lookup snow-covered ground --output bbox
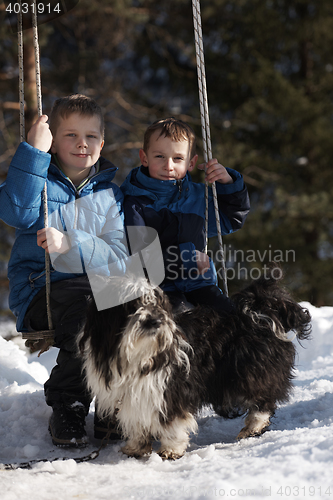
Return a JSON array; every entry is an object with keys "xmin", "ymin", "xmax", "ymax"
[{"xmin": 0, "ymin": 302, "xmax": 333, "ymax": 500}]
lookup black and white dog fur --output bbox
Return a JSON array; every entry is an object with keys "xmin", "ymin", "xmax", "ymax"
[{"xmin": 78, "ymin": 268, "xmax": 311, "ymax": 460}]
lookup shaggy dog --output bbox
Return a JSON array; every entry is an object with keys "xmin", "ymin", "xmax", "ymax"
[{"xmin": 78, "ymin": 269, "xmax": 311, "ymax": 460}]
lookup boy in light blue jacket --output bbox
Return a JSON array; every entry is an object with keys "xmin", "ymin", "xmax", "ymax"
[{"xmin": 0, "ymin": 95, "xmax": 128, "ymax": 446}]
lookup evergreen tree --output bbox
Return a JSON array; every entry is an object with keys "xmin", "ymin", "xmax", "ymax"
[
  {"xmin": 131, "ymin": 0, "xmax": 333, "ymax": 304},
  {"xmin": 0, "ymin": 0, "xmax": 332, "ymax": 305}
]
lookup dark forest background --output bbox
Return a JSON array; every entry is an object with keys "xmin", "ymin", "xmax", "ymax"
[{"xmin": 1, "ymin": 0, "xmax": 333, "ymax": 317}]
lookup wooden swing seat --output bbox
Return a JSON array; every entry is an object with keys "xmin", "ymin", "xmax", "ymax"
[{"xmin": 21, "ymin": 330, "xmax": 55, "ymax": 341}]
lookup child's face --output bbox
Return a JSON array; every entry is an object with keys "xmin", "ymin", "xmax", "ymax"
[
  {"xmin": 139, "ymin": 131, "xmax": 197, "ymax": 181},
  {"xmin": 51, "ymin": 113, "xmax": 104, "ymax": 180}
]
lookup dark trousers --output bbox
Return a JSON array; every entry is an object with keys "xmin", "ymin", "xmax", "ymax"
[
  {"xmin": 24, "ymin": 276, "xmax": 93, "ymax": 410},
  {"xmin": 167, "ymin": 284, "xmax": 235, "ymax": 315}
]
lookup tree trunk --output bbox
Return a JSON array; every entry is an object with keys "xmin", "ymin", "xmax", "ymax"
[{"xmin": 23, "ymin": 29, "xmax": 38, "ymax": 134}]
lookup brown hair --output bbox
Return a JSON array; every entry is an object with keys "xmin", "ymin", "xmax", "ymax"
[
  {"xmin": 143, "ymin": 117, "xmax": 196, "ymax": 158},
  {"xmin": 49, "ymin": 94, "xmax": 104, "ymax": 137}
]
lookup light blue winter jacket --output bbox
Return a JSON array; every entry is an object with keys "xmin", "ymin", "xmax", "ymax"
[{"xmin": 0, "ymin": 142, "xmax": 128, "ymax": 331}]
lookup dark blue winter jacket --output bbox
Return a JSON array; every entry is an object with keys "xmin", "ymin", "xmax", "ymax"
[
  {"xmin": 121, "ymin": 165, "xmax": 250, "ymax": 294},
  {"xmin": 0, "ymin": 142, "xmax": 128, "ymax": 331}
]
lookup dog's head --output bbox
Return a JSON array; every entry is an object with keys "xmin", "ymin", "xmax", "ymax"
[
  {"xmin": 80, "ymin": 277, "xmax": 190, "ymax": 384},
  {"xmin": 121, "ymin": 283, "xmax": 178, "ymax": 358},
  {"xmin": 232, "ymin": 265, "xmax": 312, "ymax": 342}
]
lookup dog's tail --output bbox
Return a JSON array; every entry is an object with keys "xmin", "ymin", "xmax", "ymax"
[{"xmin": 231, "ymin": 264, "xmax": 312, "ymax": 343}]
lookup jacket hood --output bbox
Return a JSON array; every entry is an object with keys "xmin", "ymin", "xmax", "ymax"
[
  {"xmin": 97, "ymin": 156, "xmax": 118, "ymax": 174},
  {"xmin": 121, "ymin": 166, "xmax": 191, "ymax": 201}
]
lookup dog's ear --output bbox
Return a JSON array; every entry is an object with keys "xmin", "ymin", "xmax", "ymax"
[
  {"xmin": 279, "ymin": 300, "xmax": 312, "ymax": 342},
  {"xmin": 80, "ymin": 299, "xmax": 128, "ymax": 357},
  {"xmin": 78, "ymin": 297, "xmax": 98, "ymax": 354},
  {"xmin": 80, "ymin": 300, "xmax": 131, "ymax": 388}
]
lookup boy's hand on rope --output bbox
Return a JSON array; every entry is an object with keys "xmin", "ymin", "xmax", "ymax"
[
  {"xmin": 198, "ymin": 158, "xmax": 233, "ymax": 185},
  {"xmin": 27, "ymin": 115, "xmax": 53, "ymax": 153},
  {"xmin": 37, "ymin": 227, "xmax": 70, "ymax": 254},
  {"xmin": 195, "ymin": 250, "xmax": 210, "ymax": 275}
]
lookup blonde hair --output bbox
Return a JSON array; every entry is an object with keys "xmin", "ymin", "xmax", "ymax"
[
  {"xmin": 49, "ymin": 94, "xmax": 104, "ymax": 137},
  {"xmin": 143, "ymin": 117, "xmax": 196, "ymax": 158}
]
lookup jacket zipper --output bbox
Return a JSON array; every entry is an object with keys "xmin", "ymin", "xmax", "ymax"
[{"xmin": 176, "ymin": 180, "xmax": 183, "ymax": 199}]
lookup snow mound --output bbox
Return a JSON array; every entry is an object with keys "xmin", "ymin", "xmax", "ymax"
[{"xmin": 0, "ymin": 304, "xmax": 333, "ymax": 500}]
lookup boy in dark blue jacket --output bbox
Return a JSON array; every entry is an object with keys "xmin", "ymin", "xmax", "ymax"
[
  {"xmin": 121, "ymin": 117, "xmax": 250, "ymax": 313},
  {"xmin": 0, "ymin": 95, "xmax": 128, "ymax": 446}
]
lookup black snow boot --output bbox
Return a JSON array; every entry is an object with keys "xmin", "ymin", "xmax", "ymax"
[{"xmin": 49, "ymin": 402, "xmax": 89, "ymax": 447}]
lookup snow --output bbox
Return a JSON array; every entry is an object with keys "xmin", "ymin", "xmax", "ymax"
[{"xmin": 1, "ymin": 302, "xmax": 333, "ymax": 500}]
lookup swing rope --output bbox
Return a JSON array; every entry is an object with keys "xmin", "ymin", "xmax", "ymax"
[
  {"xmin": 18, "ymin": 1, "xmax": 54, "ymax": 340},
  {"xmin": 192, "ymin": 0, "xmax": 228, "ymax": 297},
  {"xmin": 17, "ymin": 3, "xmax": 25, "ymax": 143},
  {"xmin": 32, "ymin": 1, "xmax": 54, "ymax": 333}
]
